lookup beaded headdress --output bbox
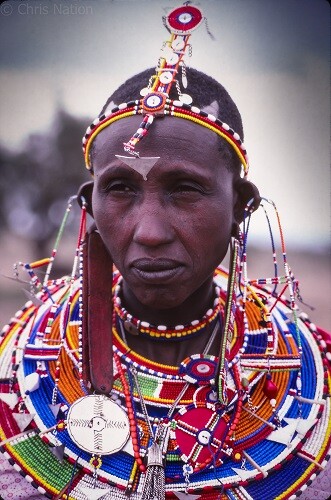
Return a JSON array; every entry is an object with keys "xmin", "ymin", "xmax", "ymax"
[{"xmin": 82, "ymin": 3, "xmax": 249, "ymax": 178}]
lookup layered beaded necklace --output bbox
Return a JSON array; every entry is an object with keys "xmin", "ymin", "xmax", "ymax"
[
  {"xmin": 113, "ymin": 276, "xmax": 221, "ymax": 341},
  {"xmin": 0, "ymin": 243, "xmax": 330, "ymax": 499}
]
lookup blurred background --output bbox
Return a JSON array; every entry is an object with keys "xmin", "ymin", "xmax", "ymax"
[{"xmin": 0, "ymin": 0, "xmax": 330, "ymax": 330}]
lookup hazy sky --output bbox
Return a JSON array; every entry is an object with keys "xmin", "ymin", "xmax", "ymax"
[{"xmin": 0, "ymin": 0, "xmax": 330, "ymax": 248}]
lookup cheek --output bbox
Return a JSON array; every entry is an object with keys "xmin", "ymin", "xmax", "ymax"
[
  {"xmin": 174, "ymin": 201, "xmax": 234, "ymax": 262},
  {"xmin": 92, "ymin": 194, "xmax": 126, "ymax": 254}
]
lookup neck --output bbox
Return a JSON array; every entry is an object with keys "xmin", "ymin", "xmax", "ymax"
[{"xmin": 121, "ymin": 275, "xmax": 216, "ymax": 327}]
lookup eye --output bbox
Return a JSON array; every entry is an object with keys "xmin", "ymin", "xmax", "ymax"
[
  {"xmin": 174, "ymin": 184, "xmax": 202, "ymax": 193},
  {"xmin": 170, "ymin": 182, "xmax": 205, "ymax": 198},
  {"xmin": 104, "ymin": 180, "xmax": 136, "ymax": 195}
]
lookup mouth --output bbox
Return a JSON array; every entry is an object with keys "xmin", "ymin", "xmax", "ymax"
[{"xmin": 130, "ymin": 258, "xmax": 185, "ymax": 283}]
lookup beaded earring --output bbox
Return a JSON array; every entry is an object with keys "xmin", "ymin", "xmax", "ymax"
[
  {"xmin": 216, "ymin": 234, "xmax": 242, "ymax": 405},
  {"xmin": 81, "ymin": 227, "xmax": 114, "ymax": 395},
  {"xmin": 239, "ymin": 197, "xmax": 302, "ymax": 419}
]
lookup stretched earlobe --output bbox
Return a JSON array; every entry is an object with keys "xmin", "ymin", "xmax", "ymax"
[
  {"xmin": 234, "ymin": 178, "xmax": 261, "ymax": 224},
  {"xmin": 77, "ymin": 181, "xmax": 94, "ymax": 217}
]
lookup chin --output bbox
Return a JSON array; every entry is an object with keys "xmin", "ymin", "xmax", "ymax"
[{"xmin": 136, "ymin": 288, "xmax": 187, "ymax": 311}]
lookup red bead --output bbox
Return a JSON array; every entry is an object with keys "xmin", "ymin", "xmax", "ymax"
[{"xmin": 263, "ymin": 374, "xmax": 278, "ymax": 399}]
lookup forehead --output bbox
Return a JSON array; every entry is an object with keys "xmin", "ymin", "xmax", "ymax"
[{"xmin": 92, "ymin": 115, "xmax": 225, "ymax": 173}]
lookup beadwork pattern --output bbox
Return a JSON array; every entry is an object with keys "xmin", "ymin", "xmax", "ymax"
[
  {"xmin": 0, "ymin": 267, "xmax": 330, "ymax": 499},
  {"xmin": 114, "ymin": 276, "xmax": 220, "ymax": 341},
  {"xmin": 82, "ymin": 2, "xmax": 250, "ymax": 178}
]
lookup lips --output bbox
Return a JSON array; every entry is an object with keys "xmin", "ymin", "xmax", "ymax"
[{"xmin": 130, "ymin": 258, "xmax": 184, "ymax": 283}]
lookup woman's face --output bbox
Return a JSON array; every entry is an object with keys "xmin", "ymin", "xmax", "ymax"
[{"xmin": 92, "ymin": 115, "xmax": 240, "ymax": 310}]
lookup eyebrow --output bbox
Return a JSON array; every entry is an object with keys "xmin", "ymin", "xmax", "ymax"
[
  {"xmin": 96, "ymin": 163, "xmax": 140, "ymax": 180},
  {"xmin": 96, "ymin": 160, "xmax": 213, "ymax": 185}
]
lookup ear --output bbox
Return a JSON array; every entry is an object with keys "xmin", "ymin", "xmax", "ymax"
[
  {"xmin": 77, "ymin": 181, "xmax": 94, "ymax": 217},
  {"xmin": 233, "ymin": 178, "xmax": 260, "ymax": 224}
]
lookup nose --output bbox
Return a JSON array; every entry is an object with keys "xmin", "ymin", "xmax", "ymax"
[{"xmin": 133, "ymin": 205, "xmax": 175, "ymax": 248}]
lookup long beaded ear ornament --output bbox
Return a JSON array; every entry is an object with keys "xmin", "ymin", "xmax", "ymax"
[{"xmin": 239, "ymin": 198, "xmax": 303, "ymax": 419}]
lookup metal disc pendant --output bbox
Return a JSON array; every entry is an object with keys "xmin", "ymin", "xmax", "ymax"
[
  {"xmin": 67, "ymin": 394, "xmax": 130, "ymax": 455},
  {"xmin": 159, "ymin": 71, "xmax": 174, "ymax": 84},
  {"xmin": 124, "ymin": 320, "xmax": 139, "ymax": 336},
  {"xmin": 179, "ymin": 93, "xmax": 193, "ymax": 105}
]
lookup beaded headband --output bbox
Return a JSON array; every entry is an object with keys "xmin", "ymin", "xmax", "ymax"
[{"xmin": 82, "ymin": 3, "xmax": 249, "ymax": 177}]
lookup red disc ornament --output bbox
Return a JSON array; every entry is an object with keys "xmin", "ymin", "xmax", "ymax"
[
  {"xmin": 166, "ymin": 5, "xmax": 204, "ymax": 35},
  {"xmin": 171, "ymin": 404, "xmax": 229, "ymax": 469}
]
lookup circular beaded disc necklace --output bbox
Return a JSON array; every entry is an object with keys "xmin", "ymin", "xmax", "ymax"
[{"xmin": 0, "ymin": 267, "xmax": 330, "ymax": 499}]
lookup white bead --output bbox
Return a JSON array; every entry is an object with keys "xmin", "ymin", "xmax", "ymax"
[
  {"xmin": 175, "ymin": 325, "xmax": 185, "ymax": 330},
  {"xmin": 140, "ymin": 87, "xmax": 149, "ymax": 97},
  {"xmin": 118, "ymin": 103, "xmax": 127, "ymax": 110},
  {"xmin": 141, "ymin": 321, "xmax": 149, "ymax": 328},
  {"xmin": 25, "ymin": 372, "xmax": 40, "ymax": 393},
  {"xmin": 178, "ymin": 93, "xmax": 193, "ymax": 105},
  {"xmin": 191, "ymin": 320, "xmax": 199, "ymax": 326},
  {"xmin": 207, "ymin": 114, "xmax": 216, "ymax": 122},
  {"xmin": 191, "ymin": 106, "xmax": 200, "ymax": 114},
  {"xmin": 222, "ymin": 123, "xmax": 230, "ymax": 130},
  {"xmin": 296, "ymin": 378, "xmax": 302, "ymax": 391},
  {"xmin": 233, "ymin": 132, "xmax": 240, "ymax": 140},
  {"xmin": 157, "ymin": 325, "xmax": 167, "ymax": 331},
  {"xmin": 173, "ymin": 100, "xmax": 182, "ymax": 107}
]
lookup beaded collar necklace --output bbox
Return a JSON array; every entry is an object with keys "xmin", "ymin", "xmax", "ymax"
[
  {"xmin": 82, "ymin": 3, "xmax": 249, "ymax": 178},
  {"xmin": 113, "ymin": 276, "xmax": 221, "ymax": 340},
  {"xmin": 1, "ymin": 252, "xmax": 330, "ymax": 499}
]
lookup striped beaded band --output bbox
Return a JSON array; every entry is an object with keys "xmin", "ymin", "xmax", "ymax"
[{"xmin": 82, "ymin": 100, "xmax": 249, "ymax": 177}]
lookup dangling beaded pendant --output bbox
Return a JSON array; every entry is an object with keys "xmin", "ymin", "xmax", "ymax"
[{"xmin": 263, "ymin": 372, "xmax": 278, "ymax": 408}]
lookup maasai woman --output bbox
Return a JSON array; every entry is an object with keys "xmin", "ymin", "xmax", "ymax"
[{"xmin": 0, "ymin": 4, "xmax": 330, "ymax": 499}]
